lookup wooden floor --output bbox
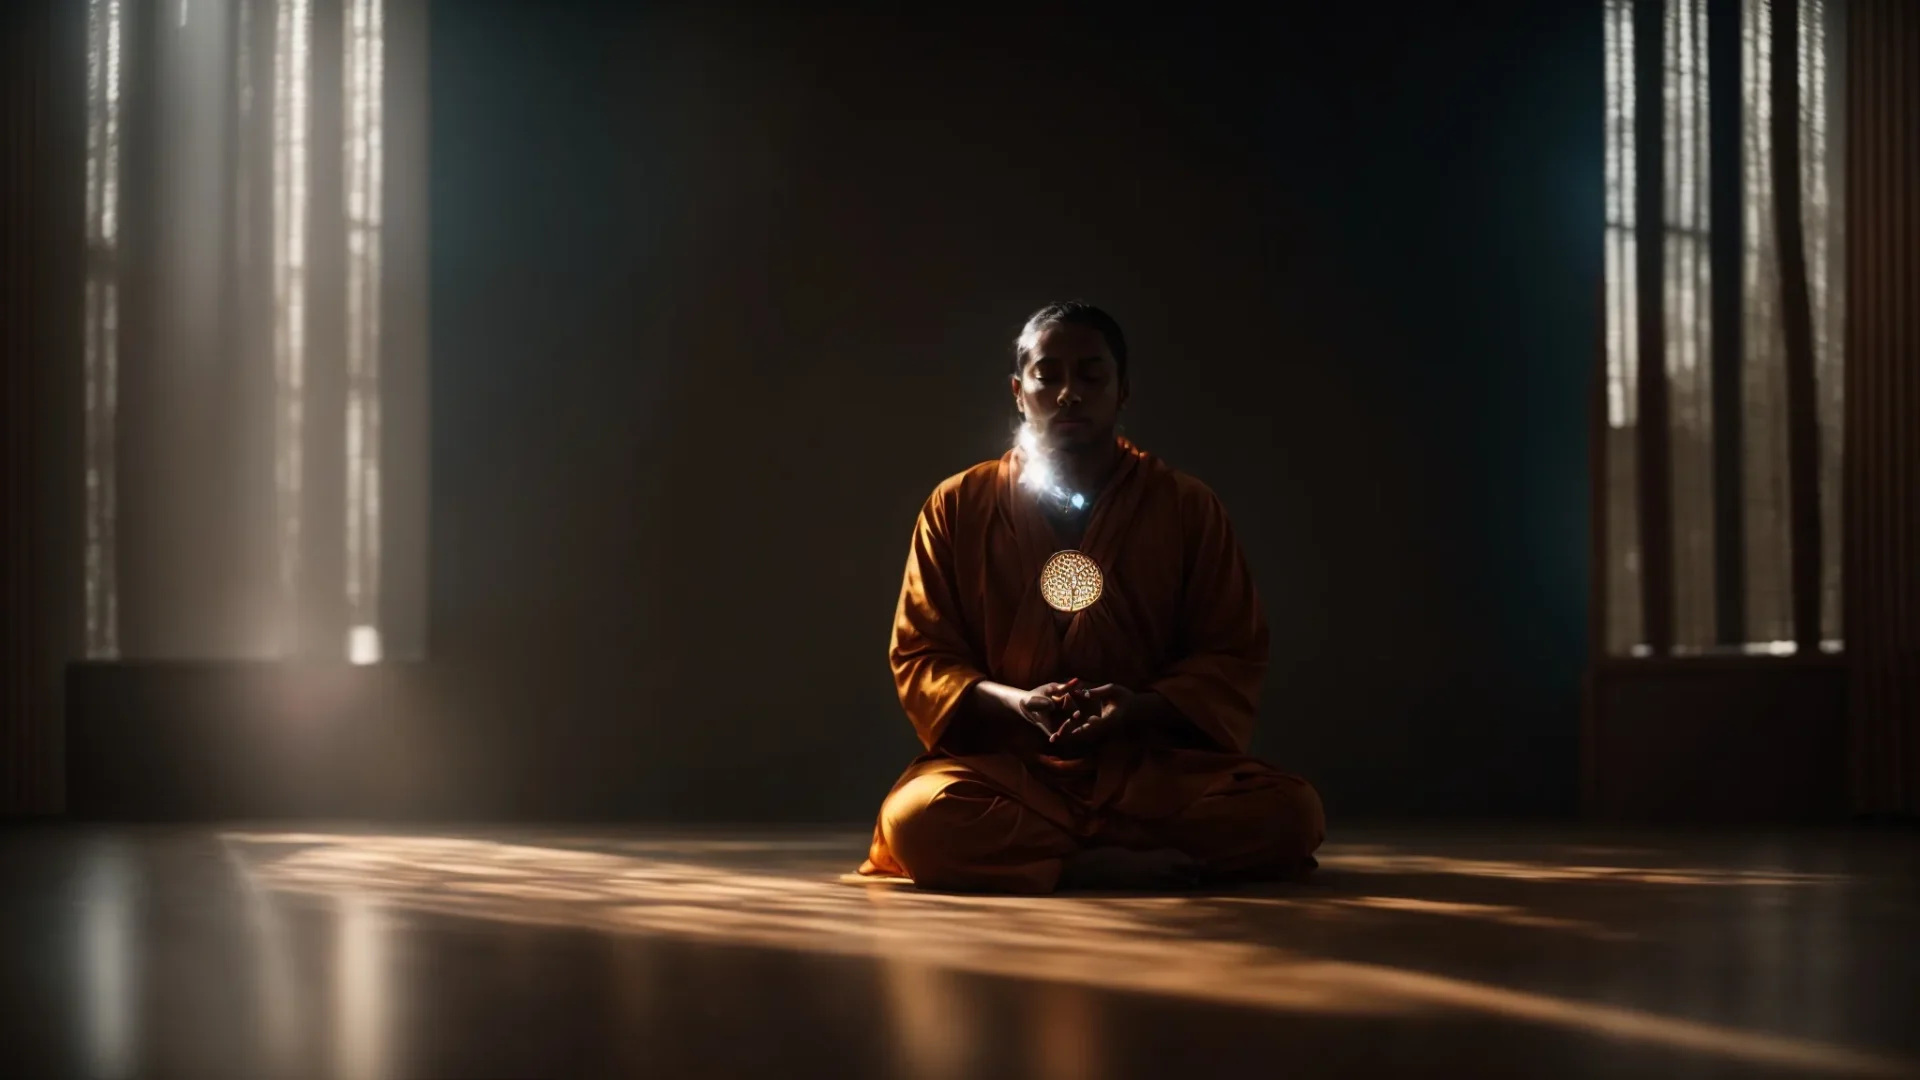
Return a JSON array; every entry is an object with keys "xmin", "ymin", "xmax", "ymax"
[{"xmin": 2, "ymin": 824, "xmax": 1915, "ymax": 1079}]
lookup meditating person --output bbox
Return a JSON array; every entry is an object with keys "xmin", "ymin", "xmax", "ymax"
[{"xmin": 859, "ymin": 301, "xmax": 1325, "ymax": 893}]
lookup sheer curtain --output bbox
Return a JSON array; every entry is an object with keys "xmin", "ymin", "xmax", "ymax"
[
  {"xmin": 81, "ymin": 0, "xmax": 424, "ymax": 663},
  {"xmin": 1740, "ymin": 0, "xmax": 1844, "ymax": 650},
  {"xmin": 1600, "ymin": 0, "xmax": 1844, "ymax": 657}
]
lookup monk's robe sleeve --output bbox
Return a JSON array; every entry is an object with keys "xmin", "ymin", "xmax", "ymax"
[
  {"xmin": 1146, "ymin": 486, "xmax": 1270, "ymax": 753},
  {"xmin": 890, "ymin": 490, "xmax": 989, "ymax": 750}
]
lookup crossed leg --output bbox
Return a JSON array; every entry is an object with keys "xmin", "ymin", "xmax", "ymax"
[{"xmin": 877, "ymin": 760, "xmax": 1324, "ymax": 894}]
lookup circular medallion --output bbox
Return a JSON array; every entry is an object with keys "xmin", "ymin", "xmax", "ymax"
[{"xmin": 1039, "ymin": 550, "xmax": 1104, "ymax": 613}]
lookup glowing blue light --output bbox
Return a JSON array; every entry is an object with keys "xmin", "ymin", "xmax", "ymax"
[{"xmin": 1070, "ymin": 493, "xmax": 1086, "ymax": 510}]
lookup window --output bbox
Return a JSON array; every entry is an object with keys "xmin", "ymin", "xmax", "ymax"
[
  {"xmin": 82, "ymin": 0, "xmax": 424, "ymax": 664},
  {"xmin": 1599, "ymin": 0, "xmax": 1844, "ymax": 658}
]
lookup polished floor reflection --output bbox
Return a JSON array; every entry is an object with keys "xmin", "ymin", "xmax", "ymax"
[{"xmin": 2, "ymin": 824, "xmax": 1915, "ymax": 1078}]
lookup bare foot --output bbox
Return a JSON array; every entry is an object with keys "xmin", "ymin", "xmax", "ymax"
[{"xmin": 1059, "ymin": 846, "xmax": 1201, "ymax": 890}]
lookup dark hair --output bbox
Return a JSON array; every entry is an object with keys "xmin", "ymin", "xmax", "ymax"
[{"xmin": 1012, "ymin": 301, "xmax": 1128, "ymax": 384}]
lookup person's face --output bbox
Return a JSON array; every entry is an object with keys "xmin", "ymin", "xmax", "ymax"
[{"xmin": 1011, "ymin": 323, "xmax": 1127, "ymax": 453}]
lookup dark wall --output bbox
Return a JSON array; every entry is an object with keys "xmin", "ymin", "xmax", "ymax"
[
  {"xmin": 425, "ymin": 6, "xmax": 1602, "ymax": 821},
  {"xmin": 5, "ymin": 0, "xmax": 85, "ymax": 817}
]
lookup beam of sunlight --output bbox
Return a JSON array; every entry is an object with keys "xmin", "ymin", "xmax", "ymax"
[
  {"xmin": 1334, "ymin": 896, "xmax": 1633, "ymax": 939},
  {"xmin": 1211, "ymin": 894, "xmax": 1638, "ymax": 943},
  {"xmin": 1664, "ymin": 0, "xmax": 1719, "ymax": 649},
  {"xmin": 83, "ymin": 0, "xmax": 123, "ymax": 659},
  {"xmin": 343, "ymin": 0, "xmax": 385, "ymax": 660},
  {"xmin": 273, "ymin": 0, "xmax": 311, "ymax": 648},
  {"xmin": 1317, "ymin": 851, "xmax": 1846, "ymax": 887},
  {"xmin": 221, "ymin": 833, "xmax": 1910, "ymax": 1077},
  {"xmin": 1602, "ymin": 0, "xmax": 1639, "ymax": 431}
]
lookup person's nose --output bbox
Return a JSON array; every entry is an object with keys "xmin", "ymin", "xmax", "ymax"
[{"xmin": 1056, "ymin": 379, "xmax": 1082, "ymax": 407}]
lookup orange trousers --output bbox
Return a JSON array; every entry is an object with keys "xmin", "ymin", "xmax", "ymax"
[{"xmin": 874, "ymin": 757, "xmax": 1324, "ymax": 893}]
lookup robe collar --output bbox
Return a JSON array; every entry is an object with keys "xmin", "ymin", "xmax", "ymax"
[{"xmin": 995, "ymin": 437, "xmax": 1154, "ymax": 688}]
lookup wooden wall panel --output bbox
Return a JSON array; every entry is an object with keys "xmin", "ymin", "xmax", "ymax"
[
  {"xmin": 2, "ymin": 4, "xmax": 50, "ymax": 816},
  {"xmin": 1844, "ymin": 0, "xmax": 1920, "ymax": 816}
]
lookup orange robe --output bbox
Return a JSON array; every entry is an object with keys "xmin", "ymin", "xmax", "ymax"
[{"xmin": 860, "ymin": 439, "xmax": 1324, "ymax": 892}]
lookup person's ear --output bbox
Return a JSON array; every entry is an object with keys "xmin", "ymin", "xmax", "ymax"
[{"xmin": 1010, "ymin": 373, "xmax": 1025, "ymax": 416}]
